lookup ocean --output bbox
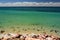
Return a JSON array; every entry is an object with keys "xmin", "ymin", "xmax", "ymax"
[{"xmin": 0, "ymin": 7, "xmax": 60, "ymax": 35}]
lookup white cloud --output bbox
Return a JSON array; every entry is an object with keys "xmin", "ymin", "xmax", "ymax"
[{"xmin": 0, "ymin": 2, "xmax": 60, "ymax": 7}]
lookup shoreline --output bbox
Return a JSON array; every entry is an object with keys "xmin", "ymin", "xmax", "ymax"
[{"xmin": 0, "ymin": 24, "xmax": 60, "ymax": 37}]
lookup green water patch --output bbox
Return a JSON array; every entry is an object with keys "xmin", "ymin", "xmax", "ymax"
[{"xmin": 0, "ymin": 10, "xmax": 60, "ymax": 34}]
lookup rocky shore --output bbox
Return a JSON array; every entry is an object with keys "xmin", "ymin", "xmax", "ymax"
[{"xmin": 0, "ymin": 32, "xmax": 60, "ymax": 40}]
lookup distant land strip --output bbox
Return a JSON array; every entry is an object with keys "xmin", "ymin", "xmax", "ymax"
[{"xmin": 0, "ymin": 2, "xmax": 60, "ymax": 7}]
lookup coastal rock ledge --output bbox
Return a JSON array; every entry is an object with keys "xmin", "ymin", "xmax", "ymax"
[{"xmin": 0, "ymin": 33, "xmax": 60, "ymax": 40}]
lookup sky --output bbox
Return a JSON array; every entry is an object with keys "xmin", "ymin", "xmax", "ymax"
[{"xmin": 0, "ymin": 0, "xmax": 60, "ymax": 3}]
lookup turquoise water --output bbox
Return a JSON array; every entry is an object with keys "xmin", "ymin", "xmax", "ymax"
[{"xmin": 0, "ymin": 7, "xmax": 60, "ymax": 34}]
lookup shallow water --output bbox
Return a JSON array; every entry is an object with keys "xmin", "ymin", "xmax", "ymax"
[{"xmin": 0, "ymin": 7, "xmax": 60, "ymax": 35}]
